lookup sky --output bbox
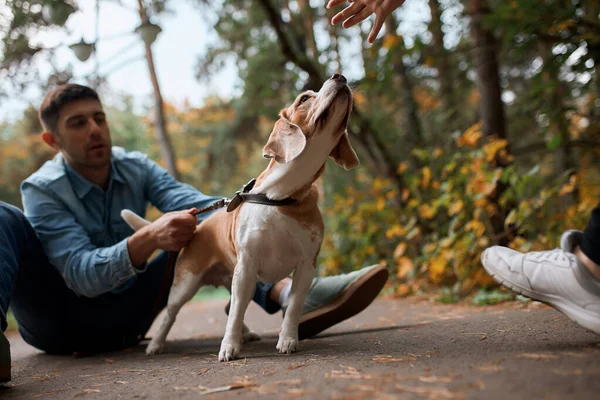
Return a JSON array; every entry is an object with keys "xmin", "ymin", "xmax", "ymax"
[
  {"xmin": 0, "ymin": 0, "xmax": 239, "ymax": 122},
  {"xmin": 0, "ymin": 0, "xmax": 432, "ymax": 123}
]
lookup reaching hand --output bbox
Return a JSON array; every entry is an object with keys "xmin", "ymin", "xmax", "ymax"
[
  {"xmin": 149, "ymin": 209, "xmax": 198, "ymax": 251},
  {"xmin": 327, "ymin": 0, "xmax": 406, "ymax": 44}
]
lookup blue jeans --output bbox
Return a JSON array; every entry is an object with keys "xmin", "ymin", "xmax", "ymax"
[{"xmin": 0, "ymin": 201, "xmax": 279, "ymax": 354}]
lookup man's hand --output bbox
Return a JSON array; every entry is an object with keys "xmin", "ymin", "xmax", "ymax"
[
  {"xmin": 127, "ymin": 208, "xmax": 198, "ymax": 268},
  {"xmin": 327, "ymin": 0, "xmax": 406, "ymax": 44},
  {"xmin": 148, "ymin": 209, "xmax": 198, "ymax": 251}
]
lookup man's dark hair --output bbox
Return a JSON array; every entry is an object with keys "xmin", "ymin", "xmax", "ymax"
[{"xmin": 38, "ymin": 84, "xmax": 101, "ymax": 134}]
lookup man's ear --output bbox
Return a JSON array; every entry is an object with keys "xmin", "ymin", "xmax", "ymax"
[
  {"xmin": 41, "ymin": 131, "xmax": 61, "ymax": 151},
  {"xmin": 262, "ymin": 119, "xmax": 307, "ymax": 164},
  {"xmin": 329, "ymin": 132, "xmax": 360, "ymax": 170}
]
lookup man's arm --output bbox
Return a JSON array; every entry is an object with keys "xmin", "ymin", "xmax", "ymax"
[
  {"xmin": 142, "ymin": 157, "xmax": 222, "ymax": 216},
  {"xmin": 21, "ymin": 183, "xmax": 198, "ymax": 297},
  {"xmin": 22, "ymin": 184, "xmax": 141, "ymax": 297}
]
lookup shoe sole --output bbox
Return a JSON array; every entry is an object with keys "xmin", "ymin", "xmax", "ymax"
[
  {"xmin": 297, "ymin": 265, "xmax": 389, "ymax": 340},
  {"xmin": 481, "ymin": 251, "xmax": 600, "ymax": 336}
]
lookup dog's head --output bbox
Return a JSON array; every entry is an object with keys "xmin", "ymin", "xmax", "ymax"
[{"xmin": 262, "ymin": 74, "xmax": 359, "ymax": 170}]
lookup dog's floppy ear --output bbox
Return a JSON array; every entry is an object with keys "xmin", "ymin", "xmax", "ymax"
[
  {"xmin": 330, "ymin": 131, "xmax": 360, "ymax": 170},
  {"xmin": 263, "ymin": 118, "xmax": 307, "ymax": 164}
]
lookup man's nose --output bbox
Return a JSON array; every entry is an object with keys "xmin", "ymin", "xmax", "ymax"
[
  {"xmin": 89, "ymin": 118, "xmax": 103, "ymax": 135},
  {"xmin": 331, "ymin": 73, "xmax": 347, "ymax": 83}
]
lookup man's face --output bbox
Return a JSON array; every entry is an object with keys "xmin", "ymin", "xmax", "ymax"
[{"xmin": 52, "ymin": 98, "xmax": 112, "ymax": 169}]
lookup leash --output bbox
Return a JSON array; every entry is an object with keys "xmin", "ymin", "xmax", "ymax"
[{"xmin": 148, "ymin": 178, "xmax": 298, "ymax": 329}]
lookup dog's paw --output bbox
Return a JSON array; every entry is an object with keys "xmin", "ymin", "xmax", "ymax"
[
  {"xmin": 218, "ymin": 340, "xmax": 241, "ymax": 362},
  {"xmin": 146, "ymin": 341, "xmax": 164, "ymax": 356},
  {"xmin": 243, "ymin": 330, "xmax": 261, "ymax": 343},
  {"xmin": 276, "ymin": 336, "xmax": 299, "ymax": 354}
]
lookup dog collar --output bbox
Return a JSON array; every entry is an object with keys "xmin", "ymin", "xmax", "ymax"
[{"xmin": 226, "ymin": 178, "xmax": 298, "ymax": 212}]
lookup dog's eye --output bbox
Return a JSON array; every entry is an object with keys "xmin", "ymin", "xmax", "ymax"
[{"xmin": 299, "ymin": 95, "xmax": 310, "ymax": 104}]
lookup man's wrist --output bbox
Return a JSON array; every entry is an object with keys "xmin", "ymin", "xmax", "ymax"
[{"xmin": 127, "ymin": 225, "xmax": 158, "ymax": 268}]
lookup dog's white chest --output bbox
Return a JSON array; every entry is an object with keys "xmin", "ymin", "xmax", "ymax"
[{"xmin": 235, "ymin": 204, "xmax": 322, "ymax": 283}]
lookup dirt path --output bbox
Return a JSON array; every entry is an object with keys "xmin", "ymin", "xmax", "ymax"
[{"xmin": 3, "ymin": 297, "xmax": 600, "ymax": 399}]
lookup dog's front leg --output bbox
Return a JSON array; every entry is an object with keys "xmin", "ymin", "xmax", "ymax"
[
  {"xmin": 277, "ymin": 264, "xmax": 313, "ymax": 354},
  {"xmin": 218, "ymin": 261, "xmax": 256, "ymax": 362}
]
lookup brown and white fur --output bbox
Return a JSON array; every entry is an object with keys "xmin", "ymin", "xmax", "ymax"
[{"xmin": 121, "ymin": 74, "xmax": 359, "ymax": 361}]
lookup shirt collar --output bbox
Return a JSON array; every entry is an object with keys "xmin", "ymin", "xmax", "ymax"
[{"xmin": 62, "ymin": 154, "xmax": 125, "ymax": 199}]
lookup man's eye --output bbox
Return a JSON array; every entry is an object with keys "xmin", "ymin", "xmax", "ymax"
[
  {"xmin": 95, "ymin": 116, "xmax": 106, "ymax": 125},
  {"xmin": 299, "ymin": 95, "xmax": 310, "ymax": 104}
]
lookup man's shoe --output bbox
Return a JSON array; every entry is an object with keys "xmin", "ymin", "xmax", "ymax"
[
  {"xmin": 0, "ymin": 330, "xmax": 11, "ymax": 383},
  {"xmin": 284, "ymin": 264, "xmax": 389, "ymax": 340},
  {"xmin": 481, "ymin": 230, "xmax": 600, "ymax": 335}
]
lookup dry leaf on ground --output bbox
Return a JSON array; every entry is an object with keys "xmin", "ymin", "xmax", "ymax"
[
  {"xmin": 373, "ymin": 355, "xmax": 417, "ymax": 363},
  {"xmin": 515, "ymin": 353, "xmax": 559, "ymax": 360}
]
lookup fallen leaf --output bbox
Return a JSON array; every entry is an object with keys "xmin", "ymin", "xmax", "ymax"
[
  {"xmin": 287, "ymin": 388, "xmax": 314, "ymax": 397},
  {"xmin": 515, "ymin": 353, "xmax": 559, "ymax": 360},
  {"xmin": 373, "ymin": 355, "xmax": 417, "ymax": 363},
  {"xmin": 103, "ymin": 359, "xmax": 116, "ymax": 364},
  {"xmin": 174, "ymin": 381, "xmax": 258, "ymax": 395},
  {"xmin": 198, "ymin": 368, "xmax": 210, "ymax": 376},
  {"xmin": 288, "ymin": 361, "xmax": 309, "ymax": 370},
  {"xmin": 478, "ymin": 365, "xmax": 503, "ymax": 372},
  {"xmin": 33, "ymin": 373, "xmax": 60, "ymax": 382},
  {"xmin": 116, "ymin": 381, "xmax": 128, "ymax": 384}
]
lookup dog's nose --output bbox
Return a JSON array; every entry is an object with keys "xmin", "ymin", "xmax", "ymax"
[{"xmin": 331, "ymin": 73, "xmax": 347, "ymax": 83}]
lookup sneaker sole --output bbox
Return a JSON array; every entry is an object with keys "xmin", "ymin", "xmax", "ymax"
[
  {"xmin": 481, "ymin": 253, "xmax": 600, "ymax": 336},
  {"xmin": 297, "ymin": 265, "xmax": 389, "ymax": 340}
]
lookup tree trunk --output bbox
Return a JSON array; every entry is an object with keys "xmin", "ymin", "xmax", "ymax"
[
  {"xmin": 428, "ymin": 0, "xmax": 456, "ymax": 126},
  {"xmin": 137, "ymin": 0, "xmax": 180, "ymax": 181},
  {"xmin": 468, "ymin": 0, "xmax": 506, "ymax": 140},
  {"xmin": 297, "ymin": 0, "xmax": 318, "ymax": 58},
  {"xmin": 387, "ymin": 13, "xmax": 424, "ymax": 148}
]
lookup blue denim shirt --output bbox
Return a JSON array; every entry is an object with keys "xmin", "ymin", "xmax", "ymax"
[{"xmin": 20, "ymin": 147, "xmax": 220, "ymax": 298}]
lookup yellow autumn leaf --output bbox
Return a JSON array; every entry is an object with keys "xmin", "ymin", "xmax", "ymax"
[
  {"xmin": 448, "ymin": 200, "xmax": 464, "ymax": 216},
  {"xmin": 456, "ymin": 122, "xmax": 483, "ymax": 147},
  {"xmin": 428, "ymin": 254, "xmax": 447, "ymax": 283},
  {"xmin": 419, "ymin": 204, "xmax": 436, "ymax": 219},
  {"xmin": 465, "ymin": 220, "xmax": 486, "ymax": 236},
  {"xmin": 394, "ymin": 242, "xmax": 408, "ymax": 258},
  {"xmin": 440, "ymin": 237, "xmax": 453, "ymax": 248},
  {"xmin": 386, "ymin": 224, "xmax": 407, "ymax": 239},
  {"xmin": 395, "ymin": 283, "xmax": 411, "ymax": 297},
  {"xmin": 559, "ymin": 175, "xmax": 577, "ymax": 196},
  {"xmin": 483, "ymin": 139, "xmax": 509, "ymax": 162},
  {"xmin": 421, "ymin": 167, "xmax": 431, "ymax": 188},
  {"xmin": 509, "ymin": 236, "xmax": 527, "ymax": 250},
  {"xmin": 397, "ymin": 162, "xmax": 408, "ymax": 174},
  {"xmin": 376, "ymin": 197, "xmax": 386, "ymax": 211},
  {"xmin": 396, "ymin": 256, "xmax": 414, "ymax": 279},
  {"xmin": 382, "ymin": 34, "xmax": 403, "ymax": 49}
]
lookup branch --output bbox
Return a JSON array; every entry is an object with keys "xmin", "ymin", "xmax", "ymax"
[{"xmin": 512, "ymin": 139, "xmax": 600, "ymax": 156}]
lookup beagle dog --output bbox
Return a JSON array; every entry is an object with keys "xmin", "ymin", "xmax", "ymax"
[{"xmin": 121, "ymin": 74, "xmax": 359, "ymax": 361}]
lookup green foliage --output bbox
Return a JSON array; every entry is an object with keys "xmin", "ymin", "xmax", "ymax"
[{"xmin": 472, "ymin": 289, "xmax": 514, "ymax": 306}]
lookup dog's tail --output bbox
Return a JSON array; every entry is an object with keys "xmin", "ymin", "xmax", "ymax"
[{"xmin": 121, "ymin": 209, "xmax": 151, "ymax": 232}]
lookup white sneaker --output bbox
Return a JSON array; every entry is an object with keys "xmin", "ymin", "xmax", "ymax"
[{"xmin": 481, "ymin": 231, "xmax": 600, "ymax": 335}]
